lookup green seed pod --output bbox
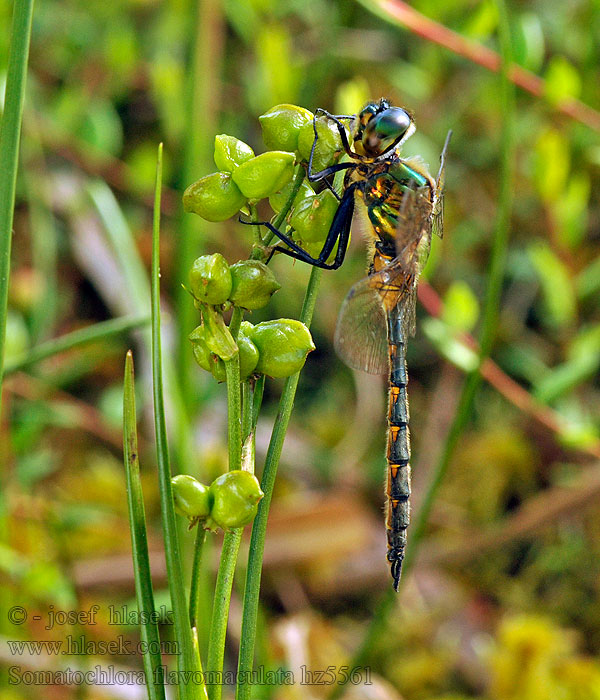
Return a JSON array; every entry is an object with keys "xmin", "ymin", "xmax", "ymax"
[
  {"xmin": 229, "ymin": 260, "xmax": 281, "ymax": 310},
  {"xmin": 259, "ymin": 104, "xmax": 314, "ymax": 152},
  {"xmin": 231, "ymin": 151, "xmax": 295, "ymax": 201},
  {"xmin": 189, "ymin": 253, "xmax": 232, "ymax": 305},
  {"xmin": 171, "ymin": 474, "xmax": 212, "ymax": 519},
  {"xmin": 183, "ymin": 172, "xmax": 247, "ymax": 222},
  {"xmin": 269, "ymin": 179, "xmax": 313, "ymax": 214},
  {"xmin": 289, "ymin": 188, "xmax": 338, "ymax": 243},
  {"xmin": 207, "ymin": 470, "xmax": 264, "ymax": 530},
  {"xmin": 189, "ymin": 325, "xmax": 213, "ymax": 372},
  {"xmin": 214, "ymin": 135, "xmax": 255, "ymax": 172},
  {"xmin": 249, "ymin": 319, "xmax": 315, "ymax": 378},
  {"xmin": 208, "ymin": 323, "xmax": 260, "ymax": 382},
  {"xmin": 297, "ymin": 118, "xmax": 345, "ymax": 172}
]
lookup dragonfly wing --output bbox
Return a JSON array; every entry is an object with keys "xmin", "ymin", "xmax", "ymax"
[
  {"xmin": 432, "ymin": 189, "xmax": 444, "ymax": 240},
  {"xmin": 334, "ymin": 277, "xmax": 389, "ymax": 375},
  {"xmin": 432, "ymin": 130, "xmax": 451, "ymax": 239},
  {"xmin": 394, "ymin": 184, "xmax": 434, "ymax": 271}
]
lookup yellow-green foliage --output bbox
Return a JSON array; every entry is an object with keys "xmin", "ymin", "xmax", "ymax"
[{"xmin": 488, "ymin": 616, "xmax": 600, "ymax": 700}]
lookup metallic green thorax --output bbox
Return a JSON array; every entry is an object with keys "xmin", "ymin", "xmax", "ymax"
[{"xmin": 350, "ymin": 158, "xmax": 431, "ymax": 255}]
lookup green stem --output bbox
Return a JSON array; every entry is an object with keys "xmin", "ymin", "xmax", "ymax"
[
  {"xmin": 272, "ymin": 165, "xmax": 306, "ymax": 230},
  {"xmin": 328, "ymin": 3, "xmax": 515, "ymax": 695},
  {"xmin": 4, "ymin": 314, "xmax": 149, "ymax": 376},
  {"xmin": 236, "ymin": 266, "xmax": 322, "ymax": 700},
  {"xmin": 0, "ymin": 0, "xmax": 34, "ymax": 403},
  {"xmin": 249, "ymin": 205, "xmax": 263, "ymax": 248},
  {"xmin": 205, "ymin": 305, "xmax": 245, "ymax": 700},
  {"xmin": 251, "ymin": 375, "xmax": 265, "ymax": 432},
  {"xmin": 229, "ymin": 306, "xmax": 243, "ymax": 343},
  {"xmin": 189, "ymin": 527, "xmax": 207, "ymax": 629},
  {"xmin": 242, "ymin": 380, "xmax": 253, "ymax": 442},
  {"xmin": 226, "ymin": 308, "xmax": 243, "ymax": 473},
  {"xmin": 152, "ymin": 145, "xmax": 206, "ymax": 700},
  {"xmin": 123, "ymin": 352, "xmax": 166, "ymax": 700},
  {"xmin": 206, "ymin": 528, "xmax": 243, "ymax": 700}
]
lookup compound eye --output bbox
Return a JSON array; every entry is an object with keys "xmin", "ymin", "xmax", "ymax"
[
  {"xmin": 358, "ymin": 102, "xmax": 379, "ymax": 127},
  {"xmin": 362, "ymin": 107, "xmax": 412, "ymax": 155}
]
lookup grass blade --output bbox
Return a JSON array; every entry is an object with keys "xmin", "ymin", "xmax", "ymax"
[
  {"xmin": 123, "ymin": 351, "xmax": 167, "ymax": 700},
  {"xmin": 151, "ymin": 144, "xmax": 207, "ymax": 700},
  {"xmin": 0, "ymin": 0, "xmax": 35, "ymax": 400},
  {"xmin": 4, "ymin": 314, "xmax": 149, "ymax": 376},
  {"xmin": 88, "ymin": 177, "xmax": 193, "ymax": 475}
]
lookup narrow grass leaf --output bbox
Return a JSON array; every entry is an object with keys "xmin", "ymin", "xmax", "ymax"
[
  {"xmin": 0, "ymin": 0, "xmax": 35, "ymax": 399},
  {"xmin": 88, "ymin": 179, "xmax": 151, "ymax": 315},
  {"xmin": 4, "ymin": 314, "xmax": 149, "ymax": 376},
  {"xmin": 123, "ymin": 351, "xmax": 166, "ymax": 700},
  {"xmin": 151, "ymin": 144, "xmax": 207, "ymax": 700},
  {"xmin": 88, "ymin": 169, "xmax": 193, "ymax": 474}
]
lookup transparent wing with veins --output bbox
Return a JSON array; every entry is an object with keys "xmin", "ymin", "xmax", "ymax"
[{"xmin": 334, "ymin": 184, "xmax": 435, "ymax": 375}]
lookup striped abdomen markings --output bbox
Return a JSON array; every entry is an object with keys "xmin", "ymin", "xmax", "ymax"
[{"xmin": 386, "ymin": 304, "xmax": 411, "ymax": 591}]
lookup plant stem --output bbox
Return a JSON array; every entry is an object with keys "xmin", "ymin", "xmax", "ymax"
[
  {"xmin": 189, "ymin": 527, "xmax": 207, "ymax": 629},
  {"xmin": 0, "ymin": 0, "xmax": 34, "ymax": 404},
  {"xmin": 206, "ymin": 528, "xmax": 243, "ymax": 700},
  {"xmin": 205, "ymin": 305, "xmax": 244, "ymax": 700},
  {"xmin": 226, "ymin": 308, "xmax": 243, "ymax": 473},
  {"xmin": 236, "ymin": 265, "xmax": 322, "ymax": 700},
  {"xmin": 123, "ymin": 352, "xmax": 166, "ymax": 700},
  {"xmin": 251, "ymin": 375, "xmax": 265, "ymax": 432},
  {"xmin": 229, "ymin": 306, "xmax": 243, "ymax": 346},
  {"xmin": 242, "ymin": 380, "xmax": 253, "ymax": 442},
  {"xmin": 151, "ymin": 144, "xmax": 206, "ymax": 700}
]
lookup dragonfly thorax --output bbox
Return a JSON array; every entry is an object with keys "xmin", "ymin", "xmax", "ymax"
[{"xmin": 351, "ymin": 159, "xmax": 434, "ymax": 255}]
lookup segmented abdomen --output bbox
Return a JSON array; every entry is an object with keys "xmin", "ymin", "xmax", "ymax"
[{"xmin": 386, "ymin": 303, "xmax": 411, "ymax": 590}]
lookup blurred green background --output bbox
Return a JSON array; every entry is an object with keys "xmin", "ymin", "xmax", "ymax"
[{"xmin": 2, "ymin": 0, "xmax": 600, "ymax": 698}]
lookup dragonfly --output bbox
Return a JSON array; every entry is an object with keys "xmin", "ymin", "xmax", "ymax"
[{"xmin": 260, "ymin": 99, "xmax": 451, "ymax": 590}]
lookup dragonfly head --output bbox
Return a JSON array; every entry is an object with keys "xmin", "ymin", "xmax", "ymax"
[{"xmin": 356, "ymin": 99, "xmax": 415, "ymax": 158}]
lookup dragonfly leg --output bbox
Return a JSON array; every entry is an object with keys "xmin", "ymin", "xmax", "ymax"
[
  {"xmin": 307, "ymin": 110, "xmax": 360, "ymax": 184},
  {"xmin": 306, "ymin": 159, "xmax": 357, "ymax": 185},
  {"xmin": 242, "ymin": 180, "xmax": 357, "ymax": 270},
  {"xmin": 313, "ymin": 108, "xmax": 356, "ymax": 159}
]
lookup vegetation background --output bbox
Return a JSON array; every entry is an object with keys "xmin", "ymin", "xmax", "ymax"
[{"xmin": 1, "ymin": 0, "xmax": 600, "ymax": 698}]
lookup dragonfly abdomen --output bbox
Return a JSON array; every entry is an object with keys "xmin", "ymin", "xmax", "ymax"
[{"xmin": 386, "ymin": 305, "xmax": 411, "ymax": 591}]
